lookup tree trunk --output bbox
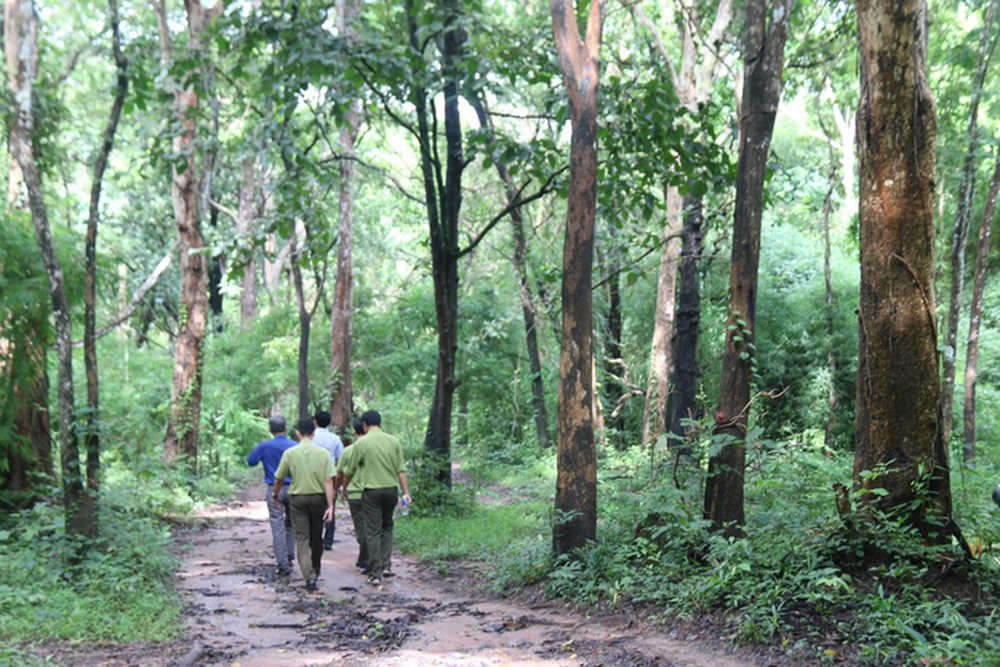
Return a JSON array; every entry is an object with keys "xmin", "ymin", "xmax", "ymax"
[
  {"xmin": 291, "ymin": 229, "xmax": 312, "ymax": 422},
  {"xmin": 962, "ymin": 157, "xmax": 1000, "ymax": 464},
  {"xmin": 238, "ymin": 157, "xmax": 258, "ymax": 328},
  {"xmin": 6, "ymin": 0, "xmax": 95, "ymax": 538},
  {"xmin": 328, "ymin": 0, "xmax": 362, "ymax": 434},
  {"xmin": 551, "ymin": 0, "xmax": 602, "ymax": 557},
  {"xmin": 940, "ymin": 0, "xmax": 998, "ymax": 447},
  {"xmin": 162, "ymin": 0, "xmax": 221, "ymax": 467},
  {"xmin": 81, "ymin": 0, "xmax": 128, "ymax": 512},
  {"xmin": 634, "ymin": 0, "xmax": 733, "ymax": 447},
  {"xmin": 408, "ymin": 0, "xmax": 464, "ymax": 487},
  {"xmin": 853, "ymin": 0, "xmax": 953, "ymax": 540},
  {"xmin": 668, "ymin": 193, "xmax": 703, "ymax": 445},
  {"xmin": 602, "ymin": 227, "xmax": 625, "ymax": 446},
  {"xmin": 705, "ymin": 0, "xmax": 789, "ymax": 537},
  {"xmin": 642, "ymin": 188, "xmax": 680, "ymax": 444}
]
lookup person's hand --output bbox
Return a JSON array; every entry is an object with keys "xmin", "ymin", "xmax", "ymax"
[
  {"xmin": 271, "ymin": 495, "xmax": 279, "ymax": 508},
  {"xmin": 323, "ymin": 507, "xmax": 333, "ymax": 524}
]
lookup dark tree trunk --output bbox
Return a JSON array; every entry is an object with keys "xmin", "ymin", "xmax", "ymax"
[
  {"xmin": 668, "ymin": 193, "xmax": 703, "ymax": 445},
  {"xmin": 207, "ymin": 197, "xmax": 224, "ymax": 328},
  {"xmin": 551, "ymin": 0, "xmax": 602, "ymax": 556},
  {"xmin": 329, "ymin": 0, "xmax": 362, "ymax": 434},
  {"xmin": 602, "ymin": 231, "xmax": 625, "ymax": 446},
  {"xmin": 705, "ymin": 0, "xmax": 789, "ymax": 537},
  {"xmin": 854, "ymin": 0, "xmax": 953, "ymax": 540},
  {"xmin": 81, "ymin": 0, "xmax": 128, "ymax": 511},
  {"xmin": 962, "ymin": 157, "xmax": 1000, "ymax": 464},
  {"xmin": 238, "ymin": 157, "xmax": 258, "ymax": 328},
  {"xmin": 940, "ymin": 0, "xmax": 997, "ymax": 447}
]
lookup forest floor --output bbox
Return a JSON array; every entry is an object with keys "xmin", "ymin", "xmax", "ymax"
[{"xmin": 34, "ymin": 485, "xmax": 787, "ymax": 667}]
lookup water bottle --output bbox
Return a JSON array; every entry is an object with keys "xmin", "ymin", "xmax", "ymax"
[{"xmin": 400, "ymin": 496, "xmax": 409, "ymax": 516}]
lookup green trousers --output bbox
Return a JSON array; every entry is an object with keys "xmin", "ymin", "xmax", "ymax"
[
  {"xmin": 290, "ymin": 493, "xmax": 326, "ymax": 581},
  {"xmin": 362, "ymin": 487, "xmax": 398, "ymax": 576}
]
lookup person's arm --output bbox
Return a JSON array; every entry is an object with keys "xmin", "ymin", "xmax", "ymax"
[
  {"xmin": 322, "ymin": 477, "xmax": 335, "ymax": 524},
  {"xmin": 272, "ymin": 478, "xmax": 284, "ymax": 508},
  {"xmin": 398, "ymin": 471, "xmax": 410, "ymax": 504}
]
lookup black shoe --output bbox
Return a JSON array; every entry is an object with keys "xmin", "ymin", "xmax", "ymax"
[
  {"xmin": 323, "ymin": 544, "xmax": 333, "ymax": 551},
  {"xmin": 277, "ymin": 566, "xmax": 291, "ymax": 578},
  {"xmin": 359, "ymin": 568, "xmax": 369, "ymax": 575},
  {"xmin": 305, "ymin": 578, "xmax": 317, "ymax": 591}
]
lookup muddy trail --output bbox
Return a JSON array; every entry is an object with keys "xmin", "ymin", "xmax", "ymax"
[{"xmin": 47, "ymin": 487, "xmax": 773, "ymax": 667}]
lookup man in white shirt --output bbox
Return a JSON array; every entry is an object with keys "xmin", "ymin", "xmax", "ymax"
[{"xmin": 313, "ymin": 410, "xmax": 344, "ymax": 550}]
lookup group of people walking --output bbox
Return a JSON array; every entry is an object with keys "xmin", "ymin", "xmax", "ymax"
[{"xmin": 246, "ymin": 410, "xmax": 411, "ymax": 591}]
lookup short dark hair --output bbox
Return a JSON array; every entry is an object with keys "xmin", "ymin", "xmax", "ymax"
[
  {"xmin": 268, "ymin": 415, "xmax": 286, "ymax": 434},
  {"xmin": 314, "ymin": 410, "xmax": 332, "ymax": 428},
  {"xmin": 296, "ymin": 417, "xmax": 316, "ymax": 437},
  {"xmin": 352, "ymin": 416, "xmax": 365, "ymax": 437},
  {"xmin": 360, "ymin": 410, "xmax": 381, "ymax": 428}
]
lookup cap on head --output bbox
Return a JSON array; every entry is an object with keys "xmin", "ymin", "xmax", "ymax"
[
  {"xmin": 268, "ymin": 415, "xmax": 286, "ymax": 434},
  {"xmin": 297, "ymin": 417, "xmax": 316, "ymax": 437}
]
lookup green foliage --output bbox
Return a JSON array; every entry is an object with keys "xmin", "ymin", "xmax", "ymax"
[{"xmin": 0, "ymin": 496, "xmax": 182, "ymax": 643}]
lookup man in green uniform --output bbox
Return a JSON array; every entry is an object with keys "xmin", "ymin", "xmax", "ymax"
[
  {"xmin": 273, "ymin": 418, "xmax": 336, "ymax": 591},
  {"xmin": 336, "ymin": 417, "xmax": 369, "ymax": 573},
  {"xmin": 341, "ymin": 410, "xmax": 410, "ymax": 586}
]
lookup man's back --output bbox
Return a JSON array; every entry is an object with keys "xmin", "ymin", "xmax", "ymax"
[
  {"xmin": 314, "ymin": 427, "xmax": 344, "ymax": 463},
  {"xmin": 247, "ymin": 434, "xmax": 296, "ymax": 484}
]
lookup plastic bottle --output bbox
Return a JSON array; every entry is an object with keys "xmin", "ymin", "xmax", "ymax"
[{"xmin": 401, "ymin": 496, "xmax": 409, "ymax": 516}]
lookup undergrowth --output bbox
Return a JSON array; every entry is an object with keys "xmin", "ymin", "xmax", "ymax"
[{"xmin": 397, "ymin": 435, "xmax": 1000, "ymax": 665}]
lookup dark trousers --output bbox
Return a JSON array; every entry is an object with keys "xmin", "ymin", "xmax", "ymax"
[
  {"xmin": 362, "ymin": 487, "xmax": 398, "ymax": 576},
  {"xmin": 323, "ymin": 510, "xmax": 336, "ymax": 549},
  {"xmin": 348, "ymin": 496, "xmax": 368, "ymax": 568},
  {"xmin": 290, "ymin": 493, "xmax": 326, "ymax": 581}
]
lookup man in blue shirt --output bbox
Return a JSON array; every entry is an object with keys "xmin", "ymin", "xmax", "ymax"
[
  {"xmin": 313, "ymin": 410, "xmax": 344, "ymax": 550},
  {"xmin": 247, "ymin": 415, "xmax": 297, "ymax": 577}
]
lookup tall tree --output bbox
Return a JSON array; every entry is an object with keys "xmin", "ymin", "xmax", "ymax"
[
  {"xmin": 158, "ymin": 0, "xmax": 223, "ymax": 466},
  {"xmin": 81, "ymin": 0, "xmax": 129, "ymax": 517},
  {"xmin": 629, "ymin": 0, "xmax": 734, "ymax": 446},
  {"xmin": 962, "ymin": 156, "xmax": 1000, "ymax": 465},
  {"xmin": 704, "ymin": 0, "xmax": 790, "ymax": 536},
  {"xmin": 551, "ymin": 0, "xmax": 603, "ymax": 556},
  {"xmin": 853, "ymin": 0, "xmax": 954, "ymax": 540},
  {"xmin": 940, "ymin": 0, "xmax": 998, "ymax": 451},
  {"xmin": 5, "ymin": 0, "xmax": 95, "ymax": 537},
  {"xmin": 328, "ymin": 0, "xmax": 363, "ymax": 434}
]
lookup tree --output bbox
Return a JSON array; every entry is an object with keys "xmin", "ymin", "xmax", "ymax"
[
  {"xmin": 853, "ymin": 0, "xmax": 954, "ymax": 541},
  {"xmin": 81, "ymin": 0, "xmax": 130, "ymax": 519},
  {"xmin": 551, "ymin": 0, "xmax": 603, "ymax": 556},
  {"xmin": 5, "ymin": 0, "xmax": 95, "ymax": 537},
  {"xmin": 940, "ymin": 0, "xmax": 998, "ymax": 457},
  {"xmin": 704, "ymin": 0, "xmax": 790, "ymax": 536},
  {"xmin": 158, "ymin": 0, "xmax": 223, "ymax": 467},
  {"xmin": 328, "ymin": 0, "xmax": 363, "ymax": 434},
  {"xmin": 962, "ymin": 156, "xmax": 1000, "ymax": 465}
]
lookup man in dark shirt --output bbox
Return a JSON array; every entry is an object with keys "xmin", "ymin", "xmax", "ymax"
[{"xmin": 247, "ymin": 415, "xmax": 297, "ymax": 577}]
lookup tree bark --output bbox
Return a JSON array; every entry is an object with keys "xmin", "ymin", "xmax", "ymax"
[
  {"xmin": 668, "ymin": 193, "xmax": 703, "ymax": 445},
  {"xmin": 162, "ymin": 0, "xmax": 222, "ymax": 467},
  {"xmin": 705, "ymin": 0, "xmax": 789, "ymax": 537},
  {"xmin": 238, "ymin": 157, "xmax": 258, "ymax": 328},
  {"xmin": 551, "ymin": 0, "xmax": 603, "ymax": 557},
  {"xmin": 6, "ymin": 0, "xmax": 95, "ymax": 538},
  {"xmin": 940, "ymin": 0, "xmax": 998, "ymax": 448},
  {"xmin": 853, "ymin": 0, "xmax": 953, "ymax": 539},
  {"xmin": 81, "ymin": 0, "xmax": 129, "ymax": 509},
  {"xmin": 328, "ymin": 0, "xmax": 362, "ymax": 434},
  {"xmin": 962, "ymin": 157, "xmax": 1000, "ymax": 464}
]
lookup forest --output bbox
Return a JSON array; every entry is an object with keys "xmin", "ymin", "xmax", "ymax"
[{"xmin": 3, "ymin": 0, "xmax": 1000, "ymax": 664}]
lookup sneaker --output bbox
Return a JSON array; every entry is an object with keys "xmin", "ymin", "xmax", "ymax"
[
  {"xmin": 305, "ymin": 578, "xmax": 317, "ymax": 591},
  {"xmin": 277, "ymin": 566, "xmax": 291, "ymax": 578}
]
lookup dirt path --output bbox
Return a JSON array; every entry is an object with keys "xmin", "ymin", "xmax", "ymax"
[{"xmin": 158, "ymin": 488, "xmax": 769, "ymax": 667}]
